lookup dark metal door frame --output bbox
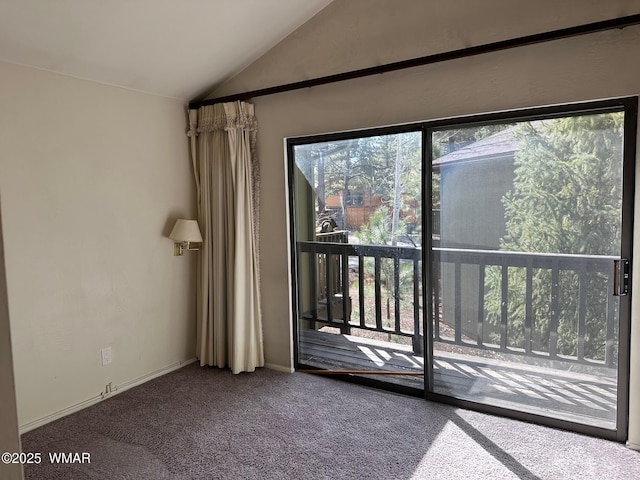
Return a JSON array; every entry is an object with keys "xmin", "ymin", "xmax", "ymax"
[
  {"xmin": 422, "ymin": 96, "xmax": 638, "ymax": 442},
  {"xmin": 287, "ymin": 96, "xmax": 638, "ymax": 442}
]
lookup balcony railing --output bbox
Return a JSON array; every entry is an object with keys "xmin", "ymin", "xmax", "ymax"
[
  {"xmin": 297, "ymin": 240, "xmax": 423, "ymax": 354},
  {"xmin": 434, "ymin": 248, "xmax": 617, "ymax": 367},
  {"xmin": 297, "ymin": 241, "xmax": 617, "ymax": 367}
]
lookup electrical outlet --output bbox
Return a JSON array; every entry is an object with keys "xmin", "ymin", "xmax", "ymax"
[{"xmin": 101, "ymin": 347, "xmax": 112, "ymax": 366}]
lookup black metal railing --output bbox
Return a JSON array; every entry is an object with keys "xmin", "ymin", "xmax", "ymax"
[
  {"xmin": 297, "ymin": 241, "xmax": 617, "ymax": 366},
  {"xmin": 316, "ymin": 231, "xmax": 349, "ymax": 301},
  {"xmin": 297, "ymin": 241, "xmax": 423, "ymax": 355},
  {"xmin": 434, "ymin": 248, "xmax": 617, "ymax": 367}
]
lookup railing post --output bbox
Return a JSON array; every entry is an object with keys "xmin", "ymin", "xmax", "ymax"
[
  {"xmin": 524, "ymin": 260, "xmax": 533, "ymax": 354},
  {"xmin": 374, "ymin": 256, "xmax": 382, "ymax": 330},
  {"xmin": 413, "ymin": 251, "xmax": 422, "ymax": 355},
  {"xmin": 341, "ymin": 249, "xmax": 351, "ymax": 335},
  {"xmin": 550, "ymin": 263, "xmax": 560, "ymax": 358},
  {"xmin": 577, "ymin": 268, "xmax": 587, "ymax": 362},
  {"xmin": 500, "ymin": 260, "xmax": 508, "ymax": 350},
  {"xmin": 394, "ymin": 255, "xmax": 401, "ymax": 334},
  {"xmin": 477, "ymin": 263, "xmax": 485, "ymax": 347},
  {"xmin": 358, "ymin": 254, "xmax": 365, "ymax": 329},
  {"xmin": 325, "ymin": 249, "xmax": 333, "ymax": 323},
  {"xmin": 454, "ymin": 262, "xmax": 462, "ymax": 343},
  {"xmin": 310, "ymin": 244, "xmax": 318, "ymax": 324},
  {"xmin": 433, "ymin": 257, "xmax": 441, "ymax": 341}
]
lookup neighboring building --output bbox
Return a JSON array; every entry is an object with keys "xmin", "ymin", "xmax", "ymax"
[
  {"xmin": 325, "ymin": 190, "xmax": 421, "ymax": 232},
  {"xmin": 434, "ymin": 128, "xmax": 518, "ymax": 339},
  {"xmin": 434, "ymin": 127, "xmax": 518, "ymax": 250},
  {"xmin": 325, "ymin": 190, "xmax": 382, "ymax": 231}
]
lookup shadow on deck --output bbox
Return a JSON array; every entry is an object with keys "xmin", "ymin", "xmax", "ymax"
[{"xmin": 298, "ymin": 328, "xmax": 617, "ymax": 429}]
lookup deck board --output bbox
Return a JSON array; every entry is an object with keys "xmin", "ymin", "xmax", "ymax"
[
  {"xmin": 298, "ymin": 328, "xmax": 617, "ymax": 429},
  {"xmin": 299, "ymin": 329, "xmax": 424, "ymax": 388}
]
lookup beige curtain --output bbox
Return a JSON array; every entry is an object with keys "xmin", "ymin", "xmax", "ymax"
[{"xmin": 188, "ymin": 101, "xmax": 263, "ymax": 373}]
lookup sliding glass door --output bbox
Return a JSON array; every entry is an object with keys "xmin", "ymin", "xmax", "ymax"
[
  {"xmin": 429, "ymin": 102, "xmax": 635, "ymax": 438},
  {"xmin": 289, "ymin": 97, "xmax": 636, "ymax": 440},
  {"xmin": 289, "ymin": 129, "xmax": 424, "ymax": 392}
]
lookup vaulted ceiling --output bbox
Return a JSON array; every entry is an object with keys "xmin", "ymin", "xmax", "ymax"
[{"xmin": 0, "ymin": 0, "xmax": 332, "ymax": 101}]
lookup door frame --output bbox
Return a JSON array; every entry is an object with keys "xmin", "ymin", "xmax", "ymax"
[
  {"xmin": 422, "ymin": 96, "xmax": 638, "ymax": 442},
  {"xmin": 286, "ymin": 96, "xmax": 638, "ymax": 442}
]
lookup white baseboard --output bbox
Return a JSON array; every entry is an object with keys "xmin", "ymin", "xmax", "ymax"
[
  {"xmin": 265, "ymin": 363, "xmax": 294, "ymax": 373},
  {"xmin": 19, "ymin": 357, "xmax": 197, "ymax": 434},
  {"xmin": 626, "ymin": 441, "xmax": 640, "ymax": 451}
]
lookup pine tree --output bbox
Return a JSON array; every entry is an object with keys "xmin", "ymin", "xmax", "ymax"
[{"xmin": 484, "ymin": 113, "xmax": 624, "ymax": 361}]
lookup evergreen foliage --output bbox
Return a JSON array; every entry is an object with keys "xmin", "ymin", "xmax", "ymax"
[{"xmin": 484, "ymin": 113, "xmax": 624, "ymax": 361}]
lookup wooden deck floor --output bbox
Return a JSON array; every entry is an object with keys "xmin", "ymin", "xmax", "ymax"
[
  {"xmin": 298, "ymin": 328, "xmax": 617, "ymax": 429},
  {"xmin": 299, "ymin": 328, "xmax": 425, "ymax": 389}
]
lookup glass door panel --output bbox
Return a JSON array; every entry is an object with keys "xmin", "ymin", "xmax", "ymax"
[
  {"xmin": 291, "ymin": 132, "xmax": 424, "ymax": 391},
  {"xmin": 431, "ymin": 112, "xmax": 626, "ymax": 429}
]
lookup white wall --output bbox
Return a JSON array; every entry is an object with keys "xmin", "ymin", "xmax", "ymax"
[
  {"xmin": 209, "ymin": 0, "xmax": 640, "ymax": 443},
  {"xmin": 0, "ymin": 199, "xmax": 23, "ymax": 480},
  {"xmin": 0, "ymin": 61, "xmax": 196, "ymax": 428}
]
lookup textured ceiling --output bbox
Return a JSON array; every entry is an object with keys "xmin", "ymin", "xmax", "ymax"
[{"xmin": 0, "ymin": 0, "xmax": 332, "ymax": 101}]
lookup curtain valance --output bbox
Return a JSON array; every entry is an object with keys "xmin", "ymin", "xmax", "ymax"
[{"xmin": 188, "ymin": 103, "xmax": 257, "ymax": 136}]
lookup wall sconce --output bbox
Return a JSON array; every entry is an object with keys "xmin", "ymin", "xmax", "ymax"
[{"xmin": 169, "ymin": 219, "xmax": 203, "ymax": 256}]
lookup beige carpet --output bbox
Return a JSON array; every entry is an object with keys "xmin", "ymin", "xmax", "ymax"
[{"xmin": 21, "ymin": 363, "xmax": 640, "ymax": 479}]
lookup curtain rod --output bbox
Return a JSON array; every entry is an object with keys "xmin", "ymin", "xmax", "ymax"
[{"xmin": 189, "ymin": 13, "xmax": 640, "ymax": 109}]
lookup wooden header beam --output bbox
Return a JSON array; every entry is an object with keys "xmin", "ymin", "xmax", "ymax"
[{"xmin": 189, "ymin": 14, "xmax": 640, "ymax": 109}]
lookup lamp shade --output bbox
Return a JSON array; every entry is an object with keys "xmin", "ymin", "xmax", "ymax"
[{"xmin": 169, "ymin": 219, "xmax": 203, "ymax": 242}]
